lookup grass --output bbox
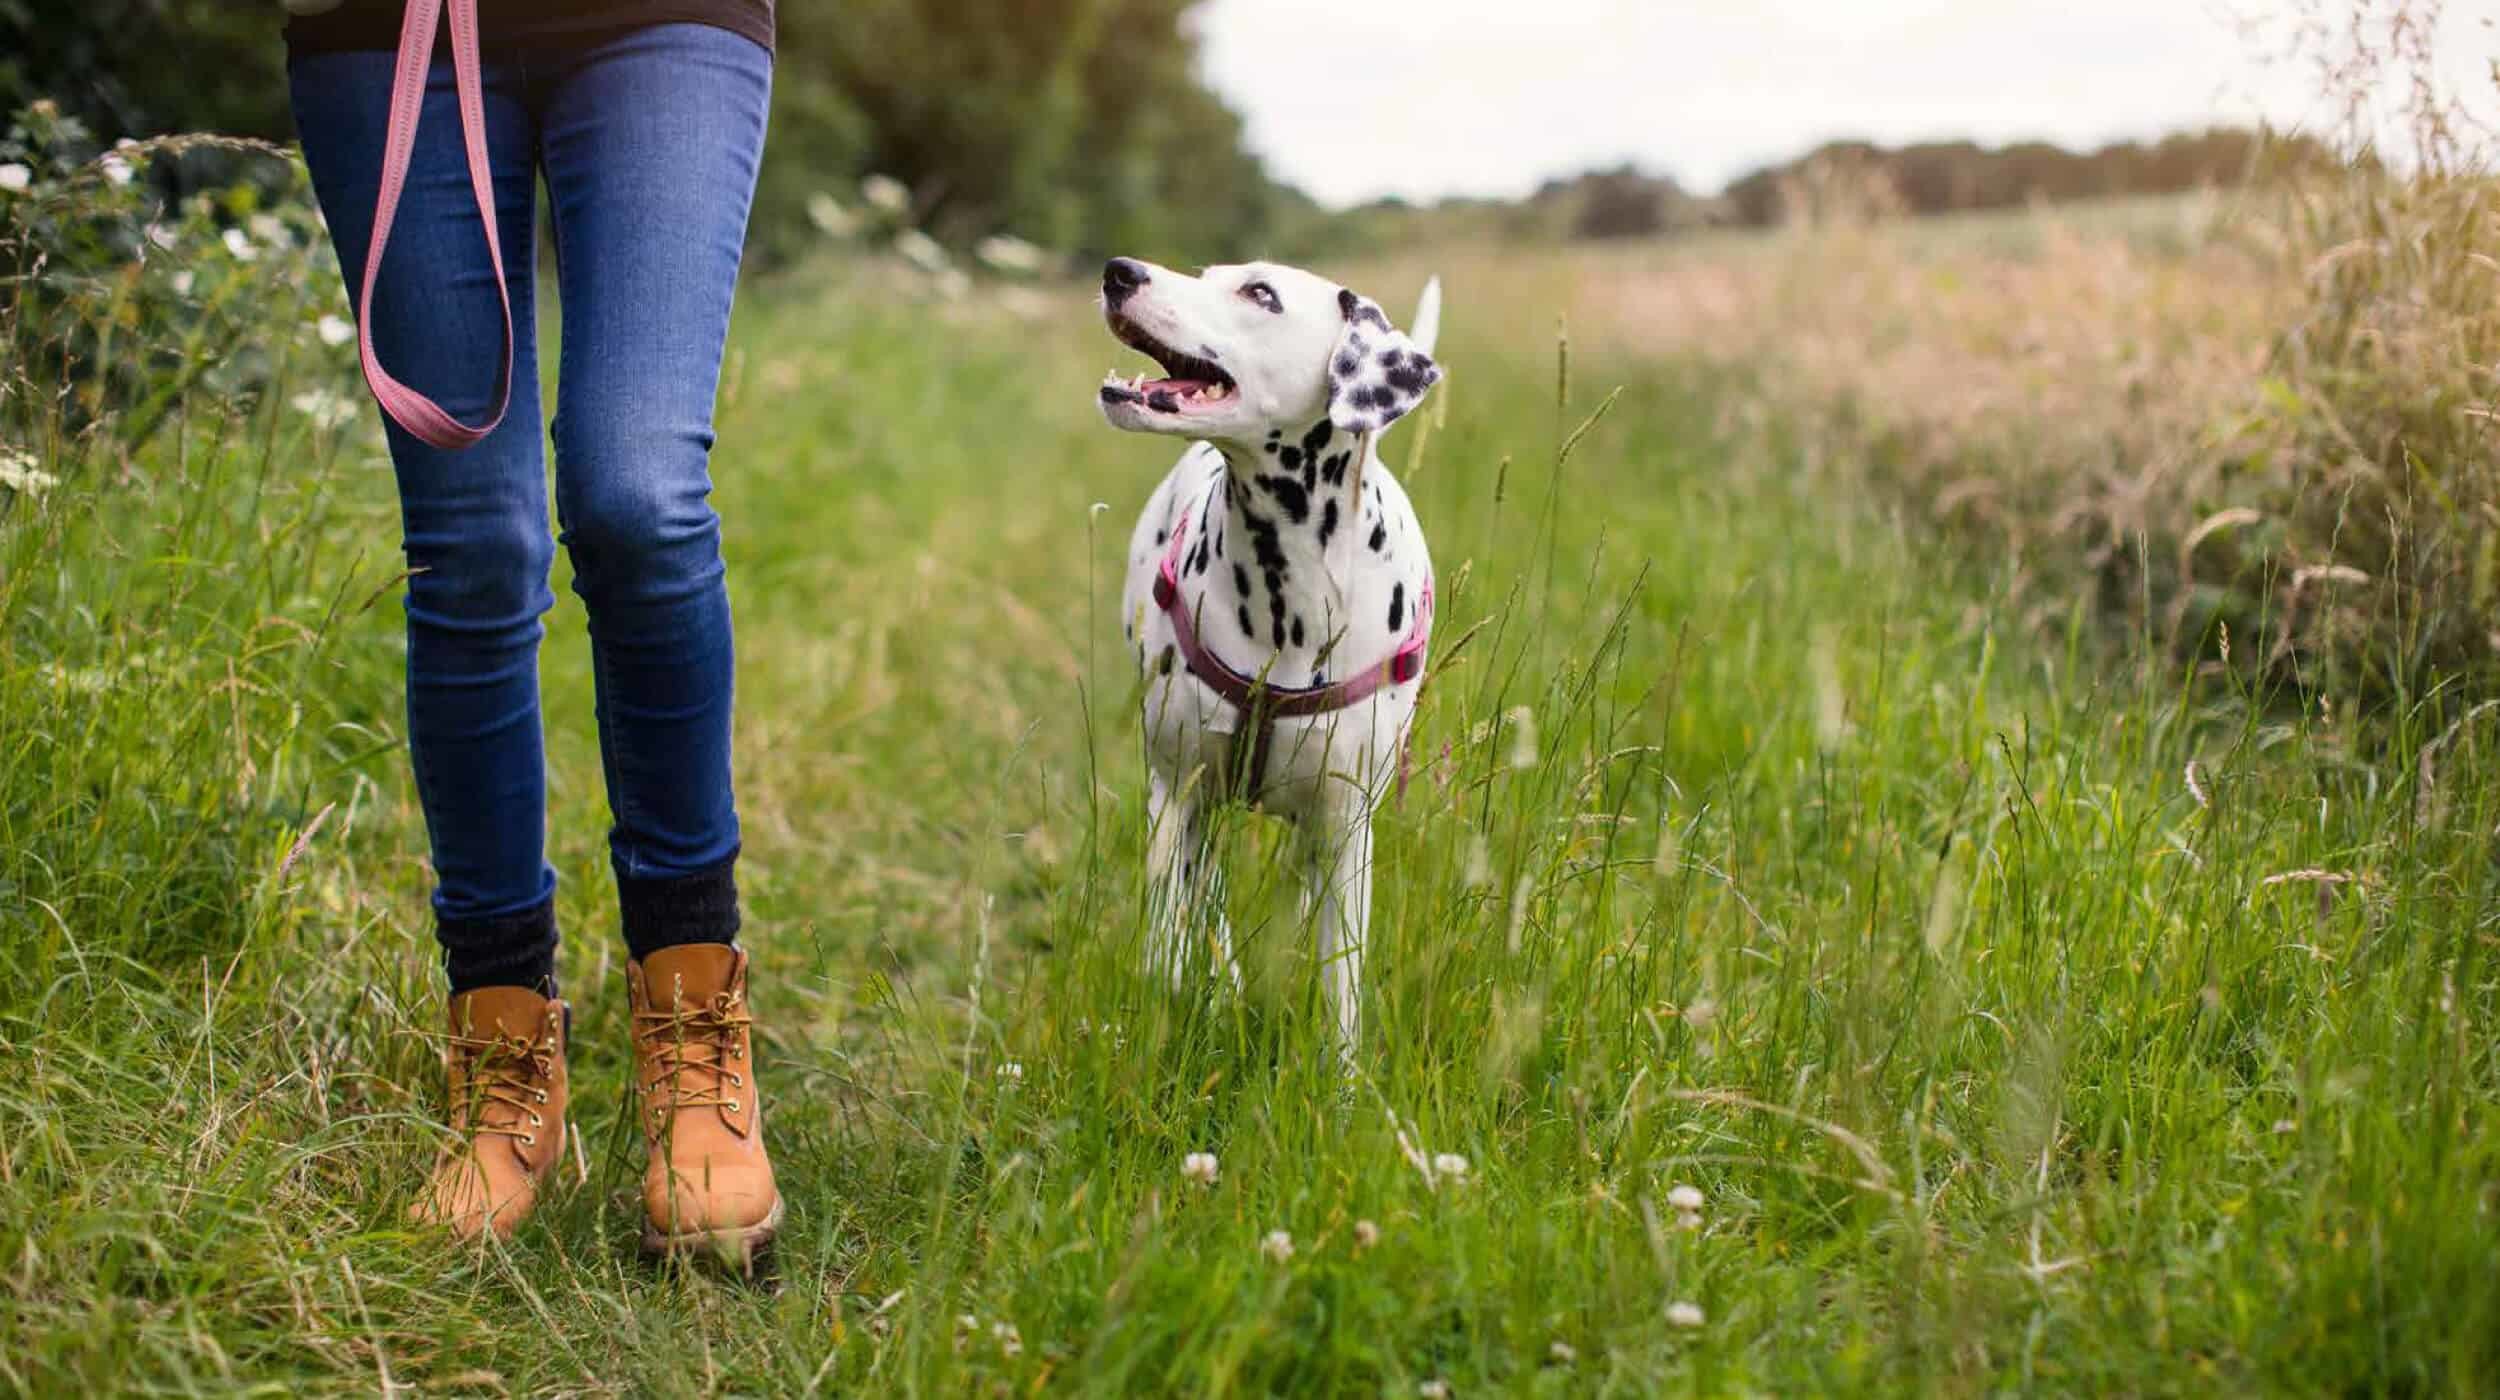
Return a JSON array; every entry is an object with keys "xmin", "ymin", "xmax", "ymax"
[{"xmin": 2, "ymin": 223, "xmax": 2498, "ymax": 1395}]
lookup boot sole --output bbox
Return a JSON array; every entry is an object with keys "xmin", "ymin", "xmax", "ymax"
[{"xmin": 641, "ymin": 1193, "xmax": 785, "ymax": 1271}]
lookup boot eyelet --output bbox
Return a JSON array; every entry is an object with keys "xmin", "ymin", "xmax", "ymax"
[
  {"xmin": 521, "ymin": 1133, "xmax": 537, "ymax": 1145},
  {"xmin": 725, "ymin": 1100, "xmax": 740, "ymax": 1112},
  {"xmin": 536, "ymin": 1090, "xmax": 549, "ymax": 1103},
  {"xmin": 530, "ymin": 1113, "xmax": 544, "ymax": 1127}
]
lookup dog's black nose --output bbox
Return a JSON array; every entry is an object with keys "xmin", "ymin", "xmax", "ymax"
[{"xmin": 1102, "ymin": 257, "xmax": 1148, "ymax": 305}]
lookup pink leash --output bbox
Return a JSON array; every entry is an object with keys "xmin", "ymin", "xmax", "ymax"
[{"xmin": 354, "ymin": 0, "xmax": 514, "ymax": 450}]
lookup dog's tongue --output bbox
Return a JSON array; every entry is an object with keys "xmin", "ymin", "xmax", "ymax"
[{"xmin": 1142, "ymin": 377, "xmax": 1204, "ymax": 412}]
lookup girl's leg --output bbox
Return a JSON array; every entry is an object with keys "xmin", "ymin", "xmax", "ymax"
[
  {"xmin": 537, "ymin": 23, "xmax": 781, "ymax": 1264},
  {"xmin": 289, "ymin": 48, "xmax": 561, "ymax": 996},
  {"xmin": 537, "ymin": 24, "xmax": 771, "ymax": 961},
  {"xmin": 292, "ymin": 48, "xmax": 574, "ymax": 1245}
]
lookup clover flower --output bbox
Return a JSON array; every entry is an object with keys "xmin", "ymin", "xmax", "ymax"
[{"xmin": 1181, "ymin": 1152, "xmax": 1219, "ymax": 1186}]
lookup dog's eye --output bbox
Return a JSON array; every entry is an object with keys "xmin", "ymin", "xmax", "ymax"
[{"xmin": 1240, "ymin": 281, "xmax": 1282, "ymax": 314}]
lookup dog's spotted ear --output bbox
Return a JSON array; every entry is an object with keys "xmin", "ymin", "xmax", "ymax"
[{"xmin": 1327, "ymin": 288, "xmax": 1439, "ymax": 435}]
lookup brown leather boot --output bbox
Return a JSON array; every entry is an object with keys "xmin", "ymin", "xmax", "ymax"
[
  {"xmin": 409, "ymin": 985, "xmax": 569, "ymax": 1241},
  {"xmin": 628, "ymin": 944, "xmax": 783, "ymax": 1265}
]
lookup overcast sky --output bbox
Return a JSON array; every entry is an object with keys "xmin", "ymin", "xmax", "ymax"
[{"xmin": 1194, "ymin": 1, "xmax": 2500, "ymax": 207}]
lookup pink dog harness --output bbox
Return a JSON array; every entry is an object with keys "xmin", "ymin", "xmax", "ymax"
[
  {"xmin": 1152, "ymin": 488, "xmax": 1432, "ymax": 797},
  {"xmin": 354, "ymin": 0, "xmax": 515, "ymax": 450}
]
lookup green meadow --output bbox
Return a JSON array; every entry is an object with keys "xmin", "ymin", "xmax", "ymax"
[{"xmin": 3, "ymin": 223, "xmax": 2496, "ymax": 1395}]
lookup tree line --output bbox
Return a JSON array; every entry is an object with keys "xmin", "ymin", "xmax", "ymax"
[{"xmin": 0, "ymin": 0, "xmax": 1306, "ymax": 267}]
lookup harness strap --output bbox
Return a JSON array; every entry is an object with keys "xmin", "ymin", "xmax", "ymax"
[
  {"xmin": 1152, "ymin": 487, "xmax": 1432, "ymax": 799},
  {"xmin": 354, "ymin": 0, "xmax": 516, "ymax": 451}
]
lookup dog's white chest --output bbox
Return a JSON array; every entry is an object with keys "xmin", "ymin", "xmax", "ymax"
[{"xmin": 1121, "ymin": 442, "xmax": 1431, "ymax": 817}]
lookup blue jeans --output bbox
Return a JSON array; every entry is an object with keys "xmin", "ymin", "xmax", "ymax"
[{"xmin": 289, "ymin": 23, "xmax": 771, "ymax": 991}]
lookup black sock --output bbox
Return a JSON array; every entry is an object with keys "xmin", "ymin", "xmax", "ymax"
[
  {"xmin": 616, "ymin": 854, "xmax": 741, "ymax": 963},
  {"xmin": 439, "ymin": 897, "xmax": 560, "ymax": 998}
]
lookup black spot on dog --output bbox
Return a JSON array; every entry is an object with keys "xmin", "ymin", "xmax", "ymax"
[
  {"xmin": 1334, "ymin": 351, "xmax": 1360, "ymax": 377},
  {"xmin": 1243, "ymin": 510, "xmax": 1286, "ymax": 575},
  {"xmin": 1300, "ymin": 420, "xmax": 1333, "ymax": 458},
  {"xmin": 1382, "ymin": 348, "xmax": 1403, "ymax": 368},
  {"xmin": 1291, "ymin": 616, "xmax": 1305, "ymax": 647},
  {"xmin": 1232, "ymin": 563, "xmax": 1251, "ymax": 598},
  {"xmin": 1256, "ymin": 473, "xmax": 1309, "ymax": 524},
  {"xmin": 1368, "ymin": 521, "xmax": 1388, "ymax": 552},
  {"xmin": 1237, "ymin": 604, "xmax": 1255, "ymax": 638},
  {"xmin": 1388, "ymin": 582, "xmax": 1405, "ymax": 631},
  {"xmin": 1279, "ymin": 446, "xmax": 1302, "ymax": 471},
  {"xmin": 1158, "ymin": 645, "xmax": 1177, "ymax": 675},
  {"xmin": 1320, "ymin": 450, "xmax": 1352, "ymax": 486},
  {"xmin": 1154, "ymin": 528, "xmax": 1167, "ymax": 545},
  {"xmin": 1386, "ymin": 361, "xmax": 1433, "ymax": 394},
  {"xmin": 1318, "ymin": 499, "xmax": 1338, "ymax": 545},
  {"xmin": 1337, "ymin": 288, "xmax": 1389, "ymax": 328}
]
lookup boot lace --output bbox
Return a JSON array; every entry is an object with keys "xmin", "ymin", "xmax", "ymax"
[
  {"xmin": 449, "ymin": 1029, "xmax": 554, "ymax": 1145},
  {"xmin": 635, "ymin": 987, "xmax": 752, "ymax": 1127}
]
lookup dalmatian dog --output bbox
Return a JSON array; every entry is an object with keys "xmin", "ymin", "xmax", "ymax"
[{"xmin": 1098, "ymin": 256, "xmax": 1442, "ymax": 1060}]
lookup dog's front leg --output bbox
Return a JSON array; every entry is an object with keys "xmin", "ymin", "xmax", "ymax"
[
  {"xmin": 1145, "ymin": 769, "xmax": 1238, "ymax": 990},
  {"xmin": 1301, "ymin": 807, "xmax": 1376, "ymax": 1066}
]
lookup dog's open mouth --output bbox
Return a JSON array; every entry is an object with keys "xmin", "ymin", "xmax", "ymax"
[{"xmin": 1100, "ymin": 313, "xmax": 1236, "ymax": 414}]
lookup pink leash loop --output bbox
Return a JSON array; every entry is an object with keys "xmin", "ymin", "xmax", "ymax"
[{"xmin": 354, "ymin": 0, "xmax": 514, "ymax": 450}]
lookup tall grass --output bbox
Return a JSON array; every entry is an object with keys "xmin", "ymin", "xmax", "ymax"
[
  {"xmin": 1518, "ymin": 1, "xmax": 2500, "ymax": 706},
  {"xmin": 2, "ymin": 73, "xmax": 2498, "ymax": 1399}
]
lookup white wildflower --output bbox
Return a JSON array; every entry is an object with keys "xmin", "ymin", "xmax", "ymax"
[
  {"xmin": 975, "ymin": 233, "xmax": 1046, "ymax": 275},
  {"xmin": 1353, "ymin": 1219, "xmax": 1380, "ymax": 1249},
  {"xmin": 246, "ymin": 212, "xmax": 292, "ymax": 249},
  {"xmin": 1418, "ymin": 1381, "xmax": 1450, "ymax": 1399},
  {"xmin": 1665, "ymin": 1300, "xmax": 1705, "ymax": 1329},
  {"xmin": 1181, "ymin": 1151, "xmax": 1219, "ymax": 1186},
  {"xmin": 893, "ymin": 228, "xmax": 948, "ymax": 274},
  {"xmin": 1548, "ymin": 1340, "xmax": 1577, "ymax": 1364},
  {"xmin": 805, "ymin": 191, "xmax": 856, "ymax": 237},
  {"xmin": 860, "ymin": 172, "xmax": 911, "ymax": 214},
  {"xmin": 1666, "ymin": 1183, "xmax": 1704, "ymax": 1212},
  {"xmin": 0, "ymin": 163, "xmax": 30, "ymax": 193},
  {"xmin": 990, "ymin": 1320, "xmax": 1023, "ymax": 1357},
  {"xmin": 170, "ymin": 270, "xmax": 195, "ymax": 295},
  {"xmin": 99, "ymin": 152, "xmax": 135, "ymax": 186},
  {"xmin": 1681, "ymin": 998, "xmax": 1718, "ymax": 1029},
  {"xmin": 221, "ymin": 227, "xmax": 258, "ymax": 262},
  {"xmin": 145, "ymin": 222, "xmax": 178, "ymax": 251},
  {"xmin": 0, "ymin": 449, "xmax": 59, "ymax": 496},
  {"xmin": 289, "ymin": 388, "xmax": 357, "ymax": 431},
  {"xmin": 995, "ymin": 1061, "xmax": 1023, "ymax": 1082},
  {"xmin": 1505, "ymin": 705, "xmax": 1538, "ymax": 769},
  {"xmin": 1675, "ymin": 1209, "xmax": 1703, "ymax": 1231},
  {"xmin": 1260, "ymin": 1229, "xmax": 1294, "ymax": 1263},
  {"xmin": 1432, "ymin": 1152, "xmax": 1470, "ymax": 1183},
  {"xmin": 315, "ymin": 314, "xmax": 354, "ymax": 347},
  {"xmin": 2271, "ymin": 1118, "xmax": 2296, "ymax": 1134},
  {"xmin": 1461, "ymin": 830, "xmax": 1491, "ymax": 889}
]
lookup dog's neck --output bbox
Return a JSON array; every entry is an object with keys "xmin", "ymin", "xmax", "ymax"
[{"xmin": 1198, "ymin": 415, "xmax": 1373, "ymax": 662}]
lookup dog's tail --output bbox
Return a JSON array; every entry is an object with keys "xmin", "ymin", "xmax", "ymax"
[{"xmin": 1408, "ymin": 276, "xmax": 1443, "ymax": 359}]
